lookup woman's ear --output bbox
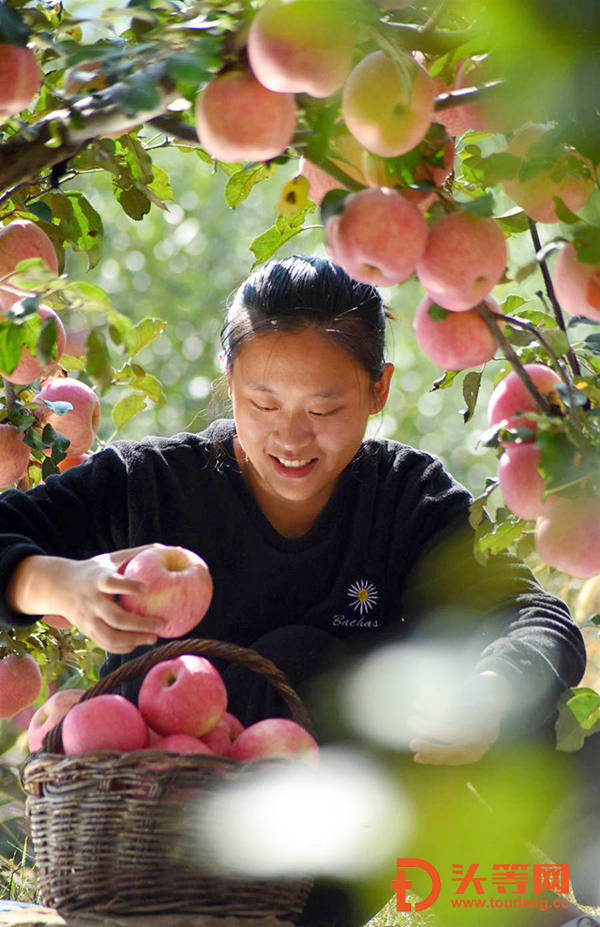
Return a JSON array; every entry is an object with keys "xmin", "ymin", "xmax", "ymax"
[{"xmin": 370, "ymin": 363, "xmax": 394, "ymax": 414}]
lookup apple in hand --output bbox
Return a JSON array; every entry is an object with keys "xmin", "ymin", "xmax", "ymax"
[
  {"xmin": 138, "ymin": 655, "xmax": 227, "ymax": 737},
  {"xmin": 0, "ymin": 653, "xmax": 42, "ymax": 719},
  {"xmin": 228, "ymin": 718, "xmax": 319, "ymax": 764},
  {"xmin": 62, "ymin": 693, "xmax": 149, "ymax": 754},
  {"xmin": 119, "ymin": 544, "xmax": 213, "ymax": 639},
  {"xmin": 27, "ymin": 688, "xmax": 83, "ymax": 752}
]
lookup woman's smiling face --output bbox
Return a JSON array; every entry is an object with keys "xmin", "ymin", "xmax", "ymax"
[{"xmin": 228, "ymin": 326, "xmax": 393, "ymax": 537}]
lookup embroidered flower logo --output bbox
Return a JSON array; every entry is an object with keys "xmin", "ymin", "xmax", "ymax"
[{"xmin": 347, "ymin": 579, "xmax": 378, "ymax": 615}]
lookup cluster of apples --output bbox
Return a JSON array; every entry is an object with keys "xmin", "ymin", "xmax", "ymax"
[
  {"xmin": 45, "ymin": 653, "xmax": 318, "ymax": 764},
  {"xmin": 0, "ymin": 220, "xmax": 101, "ymax": 488},
  {"xmin": 487, "ymin": 363, "xmax": 600, "ymax": 579}
]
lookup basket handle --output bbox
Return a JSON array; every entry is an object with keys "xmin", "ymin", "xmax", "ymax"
[{"xmin": 42, "ymin": 637, "xmax": 313, "ymax": 754}]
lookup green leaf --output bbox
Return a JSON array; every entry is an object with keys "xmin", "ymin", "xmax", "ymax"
[
  {"xmin": 112, "ymin": 392, "xmax": 146, "ymax": 430},
  {"xmin": 115, "ymin": 136, "xmax": 154, "ymax": 185},
  {"xmin": 462, "ymin": 370, "xmax": 482, "ymax": 423},
  {"xmin": 115, "ymin": 185, "xmax": 151, "ymax": 221},
  {"xmin": 63, "ymin": 281, "xmax": 113, "ymax": 313},
  {"xmin": 427, "ymin": 303, "xmax": 452, "ymax": 322},
  {"xmin": 250, "ymin": 208, "xmax": 313, "ymax": 267},
  {"xmin": 0, "ymin": 315, "xmax": 41, "ymax": 376},
  {"xmin": 41, "ymin": 424, "xmax": 71, "ymax": 455},
  {"xmin": 42, "ymin": 192, "xmax": 104, "ymax": 267},
  {"xmin": 59, "ymin": 353, "xmax": 86, "ymax": 372},
  {"xmin": 147, "ymin": 165, "xmax": 173, "ymax": 203},
  {"xmin": 460, "ymin": 193, "xmax": 495, "ymax": 218},
  {"xmin": 120, "ymin": 81, "xmax": 160, "ymax": 118},
  {"xmin": 38, "ymin": 317, "xmax": 58, "ymax": 364},
  {"xmin": 556, "ymin": 687, "xmax": 600, "ymax": 752},
  {"xmin": 461, "ymin": 152, "xmax": 519, "ymax": 187},
  {"xmin": 122, "ymin": 318, "xmax": 166, "ymax": 357},
  {"xmin": 0, "ymin": 4, "xmax": 30, "ymax": 46},
  {"xmin": 225, "ymin": 164, "xmax": 274, "ymax": 208},
  {"xmin": 431, "ymin": 370, "xmax": 459, "ymax": 391},
  {"xmin": 86, "ymin": 330, "xmax": 114, "ymax": 392},
  {"xmin": 27, "ymin": 202, "xmax": 54, "ymax": 224},
  {"xmin": 114, "ymin": 364, "xmax": 166, "ymax": 403},
  {"xmin": 536, "ymin": 430, "xmax": 596, "ymax": 495},
  {"xmin": 40, "ymin": 400, "xmax": 73, "ymax": 416},
  {"xmin": 573, "ymin": 225, "xmax": 600, "ymax": 265},
  {"xmin": 496, "ymin": 208, "xmax": 529, "ymax": 234},
  {"xmin": 474, "ymin": 516, "xmax": 525, "ymax": 563},
  {"xmin": 553, "ymin": 196, "xmax": 582, "ymax": 225},
  {"xmin": 8, "ymin": 257, "xmax": 58, "ymax": 290},
  {"xmin": 320, "ymin": 189, "xmax": 349, "ymax": 226}
]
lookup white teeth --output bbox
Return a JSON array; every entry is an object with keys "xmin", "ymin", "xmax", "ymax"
[{"xmin": 276, "ymin": 457, "xmax": 313, "ymax": 468}]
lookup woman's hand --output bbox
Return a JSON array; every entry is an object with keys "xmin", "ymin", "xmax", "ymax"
[
  {"xmin": 7, "ymin": 546, "xmax": 168, "ymax": 653},
  {"xmin": 407, "ymin": 671, "xmax": 510, "ymax": 766}
]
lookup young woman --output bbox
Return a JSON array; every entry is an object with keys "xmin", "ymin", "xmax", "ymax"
[{"xmin": 0, "ymin": 255, "xmax": 586, "ymax": 923}]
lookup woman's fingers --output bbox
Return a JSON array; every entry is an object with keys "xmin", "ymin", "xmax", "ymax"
[
  {"xmin": 97, "ymin": 572, "xmax": 149, "ymax": 597},
  {"xmin": 81, "ymin": 615, "xmax": 158, "ymax": 653}
]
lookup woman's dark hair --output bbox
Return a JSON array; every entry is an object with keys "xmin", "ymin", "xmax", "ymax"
[{"xmin": 220, "ymin": 255, "xmax": 391, "ymax": 383}]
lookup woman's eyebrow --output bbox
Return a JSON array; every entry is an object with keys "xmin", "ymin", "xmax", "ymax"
[{"xmin": 246, "ymin": 382, "xmax": 345, "ymax": 399}]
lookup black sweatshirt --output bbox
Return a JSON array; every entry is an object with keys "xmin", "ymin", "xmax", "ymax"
[{"xmin": 0, "ymin": 418, "xmax": 586, "ymax": 729}]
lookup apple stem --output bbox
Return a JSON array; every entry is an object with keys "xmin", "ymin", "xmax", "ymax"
[
  {"xmin": 419, "ymin": 0, "xmax": 452, "ymax": 34},
  {"xmin": 475, "ymin": 302, "xmax": 554, "ymax": 415},
  {"xmin": 528, "ymin": 218, "xmax": 581, "ymax": 377},
  {"xmin": 487, "ymin": 309, "xmax": 585, "ymax": 431}
]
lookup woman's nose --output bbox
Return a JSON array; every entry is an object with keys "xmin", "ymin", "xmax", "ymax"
[{"xmin": 273, "ymin": 409, "xmax": 314, "ymax": 447}]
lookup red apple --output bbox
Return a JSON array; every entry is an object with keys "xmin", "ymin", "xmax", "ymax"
[
  {"xmin": 0, "ymin": 44, "xmax": 41, "ymax": 121},
  {"xmin": 342, "ymin": 51, "xmax": 436, "ymax": 157},
  {"xmin": 195, "ymin": 69, "xmax": 296, "ymax": 163},
  {"xmin": 552, "ymin": 241, "xmax": 600, "ymax": 323},
  {"xmin": 247, "ymin": 0, "xmax": 356, "ymax": 99},
  {"xmin": 535, "ymin": 497, "xmax": 600, "ymax": 578},
  {"xmin": 223, "ymin": 712, "xmax": 244, "ymax": 743},
  {"xmin": 27, "ymin": 688, "xmax": 84, "ymax": 752},
  {"xmin": 416, "ymin": 211, "xmax": 507, "ymax": 311},
  {"xmin": 0, "ymin": 423, "xmax": 30, "ymax": 487},
  {"xmin": 200, "ymin": 716, "xmax": 231, "ymax": 755},
  {"xmin": 119, "ymin": 544, "xmax": 213, "ymax": 639},
  {"xmin": 150, "ymin": 733, "xmax": 214, "ymax": 754},
  {"xmin": 0, "ymin": 303, "xmax": 66, "ymax": 385},
  {"xmin": 229, "ymin": 718, "xmax": 319, "ymax": 764},
  {"xmin": 413, "ymin": 296, "xmax": 499, "ymax": 370},
  {"xmin": 138, "ymin": 655, "xmax": 227, "ymax": 738},
  {"xmin": 0, "ymin": 220, "xmax": 58, "ymax": 311},
  {"xmin": 0, "ymin": 653, "xmax": 42, "ymax": 719},
  {"xmin": 42, "ymin": 614, "xmax": 71, "ymax": 629},
  {"xmin": 325, "ymin": 187, "xmax": 428, "ymax": 287},
  {"xmin": 502, "ymin": 124, "xmax": 594, "ymax": 225},
  {"xmin": 34, "ymin": 376, "xmax": 101, "ymax": 455},
  {"xmin": 57, "ymin": 453, "xmax": 89, "ymax": 473},
  {"xmin": 62, "ymin": 693, "xmax": 149, "ymax": 754},
  {"xmin": 498, "ymin": 444, "xmax": 546, "ymax": 520},
  {"xmin": 487, "ymin": 363, "xmax": 562, "ymax": 443}
]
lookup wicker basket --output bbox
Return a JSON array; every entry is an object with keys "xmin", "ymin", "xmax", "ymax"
[{"xmin": 20, "ymin": 638, "xmax": 315, "ymax": 918}]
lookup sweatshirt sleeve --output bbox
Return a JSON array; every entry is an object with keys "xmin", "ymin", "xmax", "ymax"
[
  {"xmin": 399, "ymin": 453, "xmax": 586, "ymax": 733},
  {"xmin": 0, "ymin": 446, "xmax": 131, "ymax": 627}
]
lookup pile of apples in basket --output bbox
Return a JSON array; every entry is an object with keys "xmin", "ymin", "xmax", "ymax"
[{"xmin": 24, "ymin": 545, "xmax": 319, "ymax": 763}]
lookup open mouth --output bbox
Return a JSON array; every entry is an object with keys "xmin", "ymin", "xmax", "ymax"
[{"xmin": 270, "ymin": 455, "xmax": 318, "ymax": 477}]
